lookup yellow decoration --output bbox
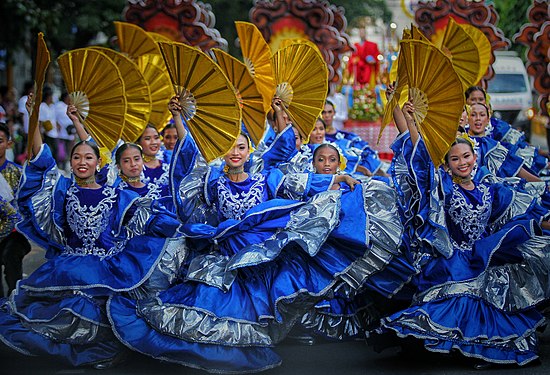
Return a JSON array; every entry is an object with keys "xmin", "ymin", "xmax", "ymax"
[
  {"xmin": 235, "ymin": 21, "xmax": 277, "ymax": 114},
  {"xmin": 27, "ymin": 32, "xmax": 51, "ymax": 159},
  {"xmin": 212, "ymin": 48, "xmax": 266, "ymax": 146},
  {"xmin": 91, "ymin": 47, "xmax": 152, "ymax": 143},
  {"xmin": 400, "ymin": 39, "xmax": 465, "ymax": 166},
  {"xmin": 431, "ymin": 18, "xmax": 483, "ymax": 90},
  {"xmin": 135, "ymin": 54, "xmax": 173, "ymax": 131},
  {"xmin": 460, "ymin": 23, "xmax": 492, "ymax": 84},
  {"xmin": 114, "ymin": 21, "xmax": 160, "ymax": 58},
  {"xmin": 272, "ymin": 43, "xmax": 329, "ymax": 140},
  {"xmin": 158, "ymin": 41, "xmax": 242, "ymax": 163},
  {"xmin": 57, "ymin": 48, "xmax": 127, "ymax": 151}
]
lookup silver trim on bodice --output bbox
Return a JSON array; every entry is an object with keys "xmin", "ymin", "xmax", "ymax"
[
  {"xmin": 64, "ymin": 185, "xmax": 117, "ymax": 256},
  {"xmin": 448, "ymin": 183, "xmax": 491, "ymax": 252},
  {"xmin": 217, "ymin": 174, "xmax": 266, "ymax": 221}
]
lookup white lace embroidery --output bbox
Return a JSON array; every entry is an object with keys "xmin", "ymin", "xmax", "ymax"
[
  {"xmin": 448, "ymin": 183, "xmax": 491, "ymax": 252},
  {"xmin": 118, "ymin": 180, "xmax": 164, "ymax": 200},
  {"xmin": 65, "ymin": 185, "xmax": 118, "ymax": 256},
  {"xmin": 142, "ymin": 162, "xmax": 170, "ymax": 187},
  {"xmin": 217, "ymin": 174, "xmax": 266, "ymax": 220}
]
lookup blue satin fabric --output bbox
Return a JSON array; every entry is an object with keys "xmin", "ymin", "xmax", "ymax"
[
  {"xmin": 381, "ymin": 133, "xmax": 550, "ymax": 365},
  {"xmin": 0, "ymin": 144, "xmax": 182, "ymax": 367}
]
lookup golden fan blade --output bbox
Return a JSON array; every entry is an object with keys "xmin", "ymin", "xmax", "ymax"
[
  {"xmin": 212, "ymin": 48, "xmax": 266, "ymax": 146},
  {"xmin": 135, "ymin": 53, "xmax": 173, "ymax": 131},
  {"xmin": 277, "ymin": 38, "xmax": 323, "ymax": 57},
  {"xmin": 91, "ymin": 47, "xmax": 152, "ymax": 143},
  {"xmin": 431, "ymin": 17, "xmax": 480, "ymax": 90},
  {"xmin": 272, "ymin": 43, "xmax": 328, "ymax": 140},
  {"xmin": 148, "ymin": 31, "xmax": 173, "ymax": 42},
  {"xmin": 460, "ymin": 23, "xmax": 492, "ymax": 84},
  {"xmin": 115, "ymin": 21, "xmax": 160, "ymax": 58},
  {"xmin": 411, "ymin": 25, "xmax": 431, "ymax": 43},
  {"xmin": 58, "ymin": 48, "xmax": 127, "ymax": 151},
  {"xmin": 158, "ymin": 41, "xmax": 241, "ymax": 163},
  {"xmin": 27, "ymin": 32, "xmax": 51, "ymax": 159},
  {"xmin": 235, "ymin": 21, "xmax": 276, "ymax": 114},
  {"xmin": 400, "ymin": 39, "xmax": 465, "ymax": 166}
]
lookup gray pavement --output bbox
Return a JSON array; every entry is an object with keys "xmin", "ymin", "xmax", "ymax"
[{"xmin": 2, "ymin": 244, "xmax": 550, "ymax": 374}]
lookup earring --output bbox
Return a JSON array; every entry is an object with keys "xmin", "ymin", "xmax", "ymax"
[
  {"xmin": 96, "ymin": 165, "xmax": 101, "ymax": 172},
  {"xmin": 336, "ymin": 167, "xmax": 341, "ymax": 175}
]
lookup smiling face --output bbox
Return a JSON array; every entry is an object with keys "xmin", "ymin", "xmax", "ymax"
[
  {"xmin": 138, "ymin": 127, "xmax": 161, "ymax": 156},
  {"xmin": 313, "ymin": 145, "xmax": 339, "ymax": 174},
  {"xmin": 223, "ymin": 134, "xmax": 249, "ymax": 169},
  {"xmin": 466, "ymin": 89, "xmax": 486, "ymax": 105},
  {"xmin": 468, "ymin": 104, "xmax": 489, "ymax": 136},
  {"xmin": 117, "ymin": 146, "xmax": 143, "ymax": 179},
  {"xmin": 162, "ymin": 127, "xmax": 178, "ymax": 151},
  {"xmin": 446, "ymin": 142, "xmax": 477, "ymax": 179},
  {"xmin": 292, "ymin": 127, "xmax": 303, "ymax": 150},
  {"xmin": 70, "ymin": 143, "xmax": 100, "ymax": 179},
  {"xmin": 310, "ymin": 120, "xmax": 326, "ymax": 144}
]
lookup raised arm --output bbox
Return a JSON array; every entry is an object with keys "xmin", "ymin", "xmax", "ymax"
[
  {"xmin": 66, "ymin": 104, "xmax": 89, "ymax": 142},
  {"xmin": 402, "ymin": 101, "xmax": 419, "ymax": 145},
  {"xmin": 25, "ymin": 93, "xmax": 43, "ymax": 157},
  {"xmin": 168, "ymin": 95, "xmax": 187, "ymax": 140},
  {"xmin": 271, "ymin": 96, "xmax": 287, "ymax": 134}
]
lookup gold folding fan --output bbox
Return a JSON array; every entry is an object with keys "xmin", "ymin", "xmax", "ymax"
[
  {"xmin": 158, "ymin": 41, "xmax": 241, "ymax": 163},
  {"xmin": 114, "ymin": 21, "xmax": 160, "ymax": 59},
  {"xmin": 57, "ymin": 48, "xmax": 127, "ymax": 151},
  {"xmin": 212, "ymin": 48, "xmax": 266, "ymax": 146},
  {"xmin": 91, "ymin": 47, "xmax": 152, "ymax": 142},
  {"xmin": 135, "ymin": 53, "xmax": 173, "ymax": 130},
  {"xmin": 26, "ymin": 32, "xmax": 51, "ymax": 159},
  {"xmin": 399, "ymin": 39, "xmax": 465, "ymax": 166},
  {"xmin": 235, "ymin": 21, "xmax": 276, "ymax": 114},
  {"xmin": 431, "ymin": 17, "xmax": 481, "ymax": 90},
  {"xmin": 460, "ymin": 23, "xmax": 492, "ymax": 84},
  {"xmin": 271, "ymin": 43, "xmax": 328, "ymax": 139}
]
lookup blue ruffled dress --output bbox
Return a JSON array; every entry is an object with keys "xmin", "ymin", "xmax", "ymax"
[
  {"xmin": 379, "ymin": 132, "xmax": 550, "ymax": 365},
  {"xmin": 0, "ymin": 145, "xmax": 185, "ymax": 367},
  {"xmin": 107, "ymin": 133, "xmax": 411, "ymax": 372}
]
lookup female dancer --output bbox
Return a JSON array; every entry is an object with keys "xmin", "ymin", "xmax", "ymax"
[
  {"xmin": 0, "ymin": 96, "xmax": 185, "ymax": 369},
  {"xmin": 106, "ymin": 96, "xmax": 401, "ymax": 373},
  {"xmin": 465, "ymin": 85, "xmax": 548, "ymax": 174},
  {"xmin": 378, "ymin": 101, "xmax": 550, "ymax": 369}
]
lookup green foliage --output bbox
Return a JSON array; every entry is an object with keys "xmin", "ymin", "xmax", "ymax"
[
  {"xmin": 493, "ymin": 0, "xmax": 530, "ymax": 56},
  {"xmin": 0, "ymin": 0, "xmax": 126, "ymax": 60},
  {"xmin": 331, "ymin": 0, "xmax": 392, "ymax": 25}
]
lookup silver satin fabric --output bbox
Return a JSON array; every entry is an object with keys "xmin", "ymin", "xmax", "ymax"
[
  {"xmin": 4, "ymin": 290, "xmax": 111, "ymax": 345},
  {"xmin": 30, "ymin": 168, "xmax": 64, "ymax": 245},
  {"xmin": 185, "ymin": 191, "xmax": 341, "ymax": 290},
  {"xmin": 415, "ymin": 235, "xmax": 550, "ymax": 312},
  {"xmin": 337, "ymin": 179, "xmax": 404, "ymax": 293},
  {"xmin": 382, "ymin": 312, "xmax": 540, "ymax": 366},
  {"xmin": 280, "ymin": 173, "xmax": 309, "ymax": 200}
]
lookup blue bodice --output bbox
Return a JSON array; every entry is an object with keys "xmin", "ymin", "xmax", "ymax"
[
  {"xmin": 63, "ymin": 184, "xmax": 122, "ymax": 256},
  {"xmin": 214, "ymin": 174, "xmax": 269, "ymax": 221},
  {"xmin": 445, "ymin": 183, "xmax": 492, "ymax": 252}
]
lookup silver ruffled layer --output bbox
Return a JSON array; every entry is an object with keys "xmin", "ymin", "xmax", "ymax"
[
  {"xmin": 335, "ymin": 179, "xmax": 405, "ymax": 295},
  {"xmin": 414, "ymin": 235, "xmax": 550, "ymax": 312},
  {"xmin": 187, "ymin": 191, "xmax": 341, "ymax": 290},
  {"xmin": 30, "ymin": 167, "xmax": 64, "ymax": 245},
  {"xmin": 127, "ymin": 237, "xmax": 189, "ymax": 299},
  {"xmin": 4, "ymin": 290, "xmax": 112, "ymax": 345}
]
